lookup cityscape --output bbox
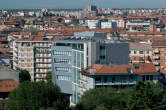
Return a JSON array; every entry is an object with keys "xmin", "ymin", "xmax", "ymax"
[{"xmin": 1, "ymin": 0, "xmax": 166, "ymax": 110}]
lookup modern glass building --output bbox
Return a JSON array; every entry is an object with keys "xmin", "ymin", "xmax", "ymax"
[{"xmin": 51, "ymin": 32, "xmax": 129, "ymax": 104}]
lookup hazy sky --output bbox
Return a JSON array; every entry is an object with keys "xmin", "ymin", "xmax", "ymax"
[{"xmin": 0, "ymin": 0, "xmax": 166, "ymax": 9}]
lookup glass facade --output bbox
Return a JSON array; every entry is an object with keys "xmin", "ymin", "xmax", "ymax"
[
  {"xmin": 53, "ymin": 50, "xmax": 71, "ymax": 56},
  {"xmin": 57, "ymin": 75, "xmax": 72, "ymax": 81},
  {"xmin": 54, "ymin": 58, "xmax": 71, "ymax": 64},
  {"xmin": 72, "ymin": 44, "xmax": 85, "ymax": 103},
  {"xmin": 55, "ymin": 67, "xmax": 71, "ymax": 72}
]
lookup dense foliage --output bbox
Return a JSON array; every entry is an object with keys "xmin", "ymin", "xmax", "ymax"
[
  {"xmin": 74, "ymin": 82, "xmax": 166, "ymax": 110},
  {"xmin": 46, "ymin": 71, "xmax": 52, "ymax": 83},
  {"xmin": 19, "ymin": 69, "xmax": 31, "ymax": 83},
  {"xmin": 7, "ymin": 81, "xmax": 166, "ymax": 110},
  {"xmin": 6, "ymin": 81, "xmax": 70, "ymax": 110}
]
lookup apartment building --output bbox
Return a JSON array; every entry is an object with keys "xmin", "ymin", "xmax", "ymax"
[
  {"xmin": 13, "ymin": 35, "xmax": 52, "ymax": 81},
  {"xmin": 101, "ymin": 21, "xmax": 117, "ymax": 30},
  {"xmin": 126, "ymin": 21, "xmax": 151, "ymax": 32},
  {"xmin": 129, "ymin": 42, "xmax": 152, "ymax": 63},
  {"xmin": 87, "ymin": 20, "xmax": 100, "ymax": 29},
  {"xmin": 152, "ymin": 39, "xmax": 166, "ymax": 73},
  {"xmin": 81, "ymin": 63, "xmax": 158, "ymax": 91},
  {"xmin": 51, "ymin": 32, "xmax": 129, "ymax": 104},
  {"xmin": 119, "ymin": 31, "xmax": 166, "ymax": 41}
]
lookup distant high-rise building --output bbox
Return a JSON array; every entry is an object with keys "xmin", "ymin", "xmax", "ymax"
[{"xmin": 88, "ymin": 5, "xmax": 97, "ymax": 12}]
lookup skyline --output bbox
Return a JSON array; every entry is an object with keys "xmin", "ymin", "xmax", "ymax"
[{"xmin": 0, "ymin": 0, "xmax": 166, "ymax": 9}]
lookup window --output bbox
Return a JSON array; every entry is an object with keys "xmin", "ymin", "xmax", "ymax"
[
  {"xmin": 54, "ymin": 59, "xmax": 71, "ymax": 64},
  {"xmin": 139, "ymin": 57, "xmax": 144, "ymax": 62},
  {"xmin": 53, "ymin": 50, "xmax": 71, "ymax": 56},
  {"xmin": 57, "ymin": 75, "xmax": 72, "ymax": 81},
  {"xmin": 55, "ymin": 67, "xmax": 71, "ymax": 72},
  {"xmin": 146, "ymin": 75, "xmax": 149, "ymax": 80},
  {"xmin": 95, "ymin": 77, "xmax": 101, "ymax": 83},
  {"xmin": 150, "ymin": 76, "xmax": 153, "ymax": 80},
  {"xmin": 130, "ymin": 76, "xmax": 134, "ymax": 80},
  {"xmin": 100, "ymin": 45, "xmax": 105, "ymax": 49},
  {"xmin": 142, "ymin": 76, "xmax": 145, "ymax": 81},
  {"xmin": 100, "ymin": 56, "xmax": 105, "ymax": 59},
  {"xmin": 139, "ymin": 51, "xmax": 143, "ymax": 54},
  {"xmin": 112, "ymin": 77, "xmax": 115, "ymax": 83},
  {"xmin": 104, "ymin": 77, "xmax": 107, "ymax": 83}
]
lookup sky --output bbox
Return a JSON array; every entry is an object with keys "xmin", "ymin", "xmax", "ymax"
[{"xmin": 0, "ymin": 0, "xmax": 166, "ymax": 9}]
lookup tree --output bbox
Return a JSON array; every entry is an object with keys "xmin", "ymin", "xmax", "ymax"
[
  {"xmin": 76, "ymin": 88, "xmax": 129, "ymax": 110},
  {"xmin": 127, "ymin": 81, "xmax": 166, "ymax": 110},
  {"xmin": 46, "ymin": 71, "xmax": 52, "ymax": 83},
  {"xmin": 6, "ymin": 81, "xmax": 70, "ymax": 110},
  {"xmin": 74, "ymin": 82, "xmax": 166, "ymax": 110},
  {"xmin": 19, "ymin": 69, "xmax": 31, "ymax": 83}
]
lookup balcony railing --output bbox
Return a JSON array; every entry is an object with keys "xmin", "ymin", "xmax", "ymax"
[
  {"xmin": 35, "ymin": 66, "xmax": 51, "ymax": 69},
  {"xmin": 154, "ymin": 62, "xmax": 160, "ymax": 66},
  {"xmin": 95, "ymin": 81, "xmax": 137, "ymax": 85},
  {"xmin": 35, "ymin": 54, "xmax": 51, "ymax": 58},
  {"xmin": 35, "ymin": 61, "xmax": 51, "ymax": 64},
  {"xmin": 153, "ymin": 56, "xmax": 160, "ymax": 60},
  {"xmin": 154, "ymin": 50, "xmax": 160, "ymax": 54}
]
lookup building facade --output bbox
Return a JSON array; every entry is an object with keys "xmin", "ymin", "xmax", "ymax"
[
  {"xmin": 13, "ymin": 36, "xmax": 52, "ymax": 81},
  {"xmin": 152, "ymin": 40, "xmax": 166, "ymax": 73},
  {"xmin": 81, "ymin": 63, "xmax": 159, "ymax": 91},
  {"xmin": 129, "ymin": 42, "xmax": 152, "ymax": 63},
  {"xmin": 51, "ymin": 32, "xmax": 129, "ymax": 104}
]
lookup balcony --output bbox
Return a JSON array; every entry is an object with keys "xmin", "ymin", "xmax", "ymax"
[
  {"xmin": 95, "ymin": 81, "xmax": 137, "ymax": 86},
  {"xmin": 35, "ymin": 61, "xmax": 51, "ymax": 64},
  {"xmin": 35, "ymin": 66, "xmax": 51, "ymax": 69},
  {"xmin": 35, "ymin": 54, "xmax": 51, "ymax": 58},
  {"xmin": 154, "ymin": 50, "xmax": 160, "ymax": 54},
  {"xmin": 153, "ymin": 56, "xmax": 160, "ymax": 60},
  {"xmin": 154, "ymin": 62, "xmax": 160, "ymax": 66}
]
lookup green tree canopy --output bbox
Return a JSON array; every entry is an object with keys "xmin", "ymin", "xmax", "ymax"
[
  {"xmin": 46, "ymin": 71, "xmax": 52, "ymax": 83},
  {"xmin": 75, "ymin": 82, "xmax": 166, "ymax": 110},
  {"xmin": 76, "ymin": 88, "xmax": 129, "ymax": 110},
  {"xmin": 19, "ymin": 69, "xmax": 31, "ymax": 83},
  {"xmin": 127, "ymin": 82, "xmax": 166, "ymax": 110},
  {"xmin": 6, "ymin": 81, "xmax": 70, "ymax": 110}
]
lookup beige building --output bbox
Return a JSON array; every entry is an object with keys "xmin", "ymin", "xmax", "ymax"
[
  {"xmin": 13, "ymin": 35, "xmax": 52, "ymax": 81},
  {"xmin": 129, "ymin": 42, "xmax": 152, "ymax": 63}
]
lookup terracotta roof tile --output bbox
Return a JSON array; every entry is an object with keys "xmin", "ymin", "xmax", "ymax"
[
  {"xmin": 0, "ymin": 80, "xmax": 19, "ymax": 92},
  {"xmin": 152, "ymin": 39, "xmax": 166, "ymax": 47},
  {"xmin": 86, "ymin": 63, "xmax": 157, "ymax": 75},
  {"xmin": 130, "ymin": 42, "xmax": 152, "ymax": 50}
]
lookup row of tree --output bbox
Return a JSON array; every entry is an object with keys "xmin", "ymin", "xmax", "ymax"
[
  {"xmin": 6, "ymin": 69, "xmax": 166, "ymax": 110},
  {"xmin": 75, "ymin": 82, "xmax": 166, "ymax": 110}
]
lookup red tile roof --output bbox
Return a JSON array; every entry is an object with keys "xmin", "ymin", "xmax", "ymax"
[
  {"xmin": 152, "ymin": 39, "xmax": 166, "ymax": 47},
  {"xmin": 0, "ymin": 80, "xmax": 19, "ymax": 92},
  {"xmin": 86, "ymin": 63, "xmax": 157, "ymax": 75},
  {"xmin": 130, "ymin": 42, "xmax": 152, "ymax": 50}
]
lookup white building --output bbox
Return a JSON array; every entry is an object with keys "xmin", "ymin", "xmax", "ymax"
[
  {"xmin": 101, "ymin": 21, "xmax": 117, "ymax": 29},
  {"xmin": 87, "ymin": 20, "xmax": 100, "ymax": 29}
]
